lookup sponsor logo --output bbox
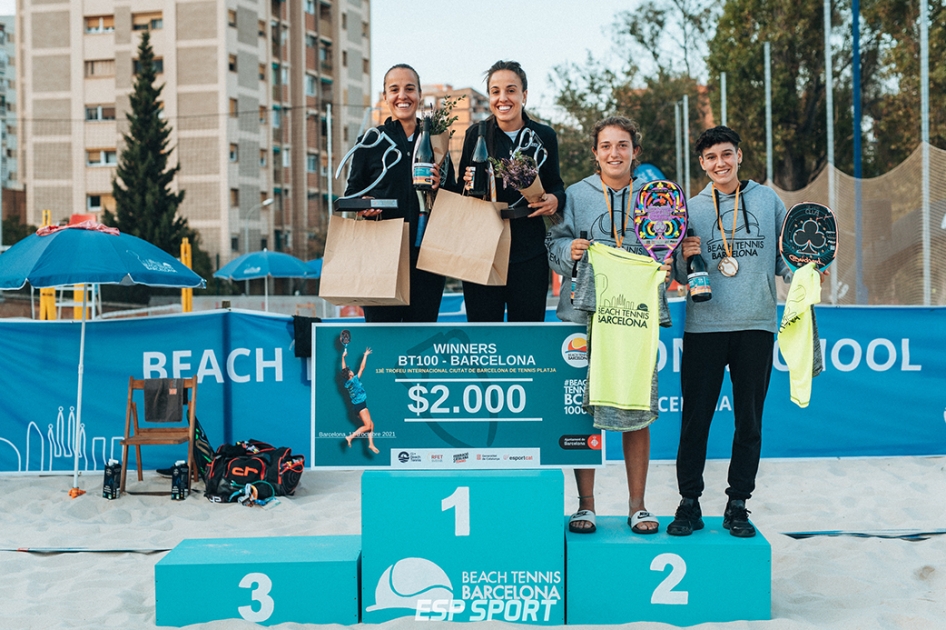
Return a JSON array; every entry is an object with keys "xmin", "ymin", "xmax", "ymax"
[
  {"xmin": 366, "ymin": 557, "xmax": 453, "ymax": 613},
  {"xmin": 397, "ymin": 451, "xmax": 410, "ymax": 463},
  {"xmin": 561, "ymin": 333, "xmax": 588, "ymax": 368},
  {"xmin": 453, "ymin": 452, "xmax": 469, "ymax": 464},
  {"xmin": 558, "ymin": 434, "xmax": 602, "ymax": 450}
]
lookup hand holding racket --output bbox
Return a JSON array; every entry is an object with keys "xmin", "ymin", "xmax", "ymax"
[
  {"xmin": 780, "ymin": 202, "xmax": 838, "ymax": 272},
  {"xmin": 634, "ymin": 180, "xmax": 688, "ymax": 263}
]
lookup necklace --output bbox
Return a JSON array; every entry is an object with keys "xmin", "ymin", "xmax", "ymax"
[
  {"xmin": 601, "ymin": 183, "xmax": 632, "ymax": 249},
  {"xmin": 712, "ymin": 184, "xmax": 740, "ymax": 277}
]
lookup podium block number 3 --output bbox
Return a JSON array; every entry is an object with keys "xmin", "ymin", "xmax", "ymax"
[
  {"xmin": 650, "ymin": 553, "xmax": 688, "ymax": 605},
  {"xmin": 441, "ymin": 486, "xmax": 470, "ymax": 536},
  {"xmin": 238, "ymin": 572, "xmax": 275, "ymax": 622}
]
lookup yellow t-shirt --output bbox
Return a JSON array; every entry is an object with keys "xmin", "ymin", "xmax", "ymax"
[
  {"xmin": 584, "ymin": 244, "xmax": 664, "ymax": 410},
  {"xmin": 777, "ymin": 262, "xmax": 821, "ymax": 408}
]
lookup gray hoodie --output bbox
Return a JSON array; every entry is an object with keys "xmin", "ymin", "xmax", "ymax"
[
  {"xmin": 672, "ymin": 180, "xmax": 792, "ymax": 333},
  {"xmin": 547, "ymin": 174, "xmax": 665, "ymax": 323}
]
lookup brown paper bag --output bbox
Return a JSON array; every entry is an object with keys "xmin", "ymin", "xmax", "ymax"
[
  {"xmin": 319, "ymin": 215, "xmax": 410, "ymax": 306},
  {"xmin": 430, "ymin": 133, "xmax": 451, "ymax": 166},
  {"xmin": 416, "ymin": 190, "xmax": 511, "ymax": 286}
]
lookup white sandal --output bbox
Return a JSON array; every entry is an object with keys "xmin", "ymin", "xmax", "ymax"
[
  {"xmin": 629, "ymin": 510, "xmax": 659, "ymax": 534},
  {"xmin": 569, "ymin": 509, "xmax": 597, "ymax": 534}
]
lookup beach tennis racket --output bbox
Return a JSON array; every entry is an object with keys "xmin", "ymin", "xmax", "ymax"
[
  {"xmin": 339, "ymin": 329, "xmax": 351, "ymax": 349},
  {"xmin": 780, "ymin": 202, "xmax": 838, "ymax": 271},
  {"xmin": 634, "ymin": 180, "xmax": 688, "ymax": 263}
]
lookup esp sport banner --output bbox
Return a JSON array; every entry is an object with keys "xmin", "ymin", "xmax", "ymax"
[{"xmin": 310, "ymin": 323, "xmax": 604, "ymax": 469}]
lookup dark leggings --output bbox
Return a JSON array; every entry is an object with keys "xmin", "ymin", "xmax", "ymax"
[
  {"xmin": 676, "ymin": 330, "xmax": 774, "ymax": 501},
  {"xmin": 461, "ymin": 254, "xmax": 550, "ymax": 322}
]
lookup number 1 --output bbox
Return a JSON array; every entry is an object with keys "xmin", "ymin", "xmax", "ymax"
[{"xmin": 441, "ymin": 486, "xmax": 470, "ymax": 536}]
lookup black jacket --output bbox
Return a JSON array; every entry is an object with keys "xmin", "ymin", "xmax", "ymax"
[
  {"xmin": 455, "ymin": 111, "xmax": 566, "ymax": 263},
  {"xmin": 344, "ymin": 117, "xmax": 456, "ymax": 253}
]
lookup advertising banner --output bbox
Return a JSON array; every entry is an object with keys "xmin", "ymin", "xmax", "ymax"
[{"xmin": 311, "ymin": 323, "xmax": 604, "ymax": 469}]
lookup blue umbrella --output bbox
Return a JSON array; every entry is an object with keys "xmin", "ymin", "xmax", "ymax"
[
  {"xmin": 0, "ymin": 222, "xmax": 205, "ymax": 496},
  {"xmin": 214, "ymin": 249, "xmax": 310, "ymax": 311},
  {"xmin": 306, "ymin": 258, "xmax": 323, "ymax": 278}
]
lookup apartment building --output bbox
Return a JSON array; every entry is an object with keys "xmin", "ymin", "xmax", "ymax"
[
  {"xmin": 17, "ymin": 0, "xmax": 371, "ymax": 264},
  {"xmin": 0, "ymin": 14, "xmax": 24, "ymax": 229}
]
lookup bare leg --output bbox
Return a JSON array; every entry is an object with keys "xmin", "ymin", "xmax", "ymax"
[
  {"xmin": 570, "ymin": 468, "xmax": 596, "ymax": 531},
  {"xmin": 624, "ymin": 427, "xmax": 656, "ymax": 531},
  {"xmin": 360, "ymin": 409, "xmax": 380, "ymax": 454}
]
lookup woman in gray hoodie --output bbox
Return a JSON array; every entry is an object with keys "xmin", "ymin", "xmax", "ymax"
[{"xmin": 546, "ymin": 116, "xmax": 670, "ymax": 535}]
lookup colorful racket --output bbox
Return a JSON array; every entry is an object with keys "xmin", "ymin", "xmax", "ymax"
[
  {"xmin": 780, "ymin": 202, "xmax": 838, "ymax": 271},
  {"xmin": 634, "ymin": 180, "xmax": 688, "ymax": 263},
  {"xmin": 339, "ymin": 329, "xmax": 351, "ymax": 349}
]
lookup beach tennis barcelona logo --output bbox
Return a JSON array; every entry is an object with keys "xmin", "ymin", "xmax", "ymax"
[
  {"xmin": 561, "ymin": 333, "xmax": 588, "ymax": 368},
  {"xmin": 367, "ymin": 557, "xmax": 455, "ymax": 615}
]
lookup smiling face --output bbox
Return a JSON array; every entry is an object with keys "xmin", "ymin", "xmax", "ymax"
[
  {"xmin": 699, "ymin": 142, "xmax": 742, "ymax": 193},
  {"xmin": 488, "ymin": 69, "xmax": 526, "ymax": 131},
  {"xmin": 383, "ymin": 67, "xmax": 420, "ymax": 123},
  {"xmin": 593, "ymin": 125, "xmax": 640, "ymax": 188}
]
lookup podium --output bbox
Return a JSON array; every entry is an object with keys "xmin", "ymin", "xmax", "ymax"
[
  {"xmin": 361, "ymin": 470, "xmax": 564, "ymax": 624},
  {"xmin": 566, "ymin": 516, "xmax": 771, "ymax": 625},
  {"xmin": 155, "ymin": 535, "xmax": 360, "ymax": 626}
]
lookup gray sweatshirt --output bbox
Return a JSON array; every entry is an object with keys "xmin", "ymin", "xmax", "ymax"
[
  {"xmin": 672, "ymin": 180, "xmax": 792, "ymax": 334},
  {"xmin": 547, "ymin": 174, "xmax": 654, "ymax": 323}
]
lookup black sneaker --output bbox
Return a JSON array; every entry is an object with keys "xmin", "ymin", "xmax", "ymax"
[
  {"xmin": 723, "ymin": 499, "xmax": 756, "ymax": 538},
  {"xmin": 667, "ymin": 498, "xmax": 704, "ymax": 536}
]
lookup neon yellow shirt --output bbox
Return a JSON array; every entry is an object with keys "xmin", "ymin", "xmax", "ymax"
[
  {"xmin": 584, "ymin": 244, "xmax": 664, "ymax": 410},
  {"xmin": 777, "ymin": 262, "xmax": 821, "ymax": 408}
]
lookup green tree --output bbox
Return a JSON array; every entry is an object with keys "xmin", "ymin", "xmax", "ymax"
[{"xmin": 103, "ymin": 30, "xmax": 213, "ymax": 292}]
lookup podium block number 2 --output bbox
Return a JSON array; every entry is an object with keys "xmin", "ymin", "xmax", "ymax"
[
  {"xmin": 441, "ymin": 486, "xmax": 470, "ymax": 537},
  {"xmin": 650, "ymin": 553, "xmax": 688, "ymax": 605},
  {"xmin": 238, "ymin": 572, "xmax": 275, "ymax": 622}
]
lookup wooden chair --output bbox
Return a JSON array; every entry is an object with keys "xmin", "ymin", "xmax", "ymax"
[{"xmin": 120, "ymin": 376, "xmax": 199, "ymax": 494}]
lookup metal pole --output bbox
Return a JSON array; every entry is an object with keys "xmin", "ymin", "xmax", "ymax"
[
  {"xmin": 853, "ymin": 0, "xmax": 866, "ymax": 304},
  {"xmin": 675, "ymin": 102, "xmax": 683, "ymax": 183},
  {"xmin": 764, "ymin": 42, "xmax": 773, "ymax": 184},
  {"xmin": 326, "ymin": 103, "xmax": 333, "ymax": 212},
  {"xmin": 682, "ymin": 95, "xmax": 690, "ymax": 197},
  {"xmin": 720, "ymin": 72, "xmax": 727, "ymax": 127},
  {"xmin": 920, "ymin": 0, "xmax": 931, "ymax": 305},
  {"xmin": 824, "ymin": 0, "xmax": 838, "ymax": 303}
]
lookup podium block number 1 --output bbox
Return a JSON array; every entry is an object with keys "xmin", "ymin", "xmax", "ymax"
[
  {"xmin": 441, "ymin": 486, "xmax": 470, "ymax": 536},
  {"xmin": 650, "ymin": 553, "xmax": 688, "ymax": 605},
  {"xmin": 238, "ymin": 572, "xmax": 275, "ymax": 622}
]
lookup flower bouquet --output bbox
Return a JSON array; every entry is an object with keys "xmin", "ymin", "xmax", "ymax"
[
  {"xmin": 489, "ymin": 151, "xmax": 545, "ymax": 203},
  {"xmin": 425, "ymin": 94, "xmax": 465, "ymax": 165}
]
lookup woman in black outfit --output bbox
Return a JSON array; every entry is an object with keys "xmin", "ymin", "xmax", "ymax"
[
  {"xmin": 343, "ymin": 64, "xmax": 455, "ymax": 322},
  {"xmin": 456, "ymin": 60, "xmax": 565, "ymax": 322}
]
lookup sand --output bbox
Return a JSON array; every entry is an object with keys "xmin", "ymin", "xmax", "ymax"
[{"xmin": 2, "ymin": 456, "xmax": 944, "ymax": 629}]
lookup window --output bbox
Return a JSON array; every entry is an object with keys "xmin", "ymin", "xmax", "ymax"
[
  {"xmin": 258, "ymin": 64, "xmax": 266, "ymax": 81},
  {"xmin": 259, "ymin": 106, "xmax": 267, "ymax": 124},
  {"xmin": 132, "ymin": 12, "xmax": 163, "ymax": 31},
  {"xmin": 85, "ymin": 105, "xmax": 116, "ymax": 121},
  {"xmin": 87, "ymin": 193, "xmax": 115, "ymax": 212},
  {"xmin": 86, "ymin": 149, "xmax": 117, "ymax": 167},
  {"xmin": 133, "ymin": 58, "xmax": 164, "ymax": 74},
  {"xmin": 231, "ymin": 237, "xmax": 240, "ymax": 252},
  {"xmin": 282, "ymin": 149, "xmax": 290, "ymax": 168},
  {"xmin": 230, "ymin": 188, "xmax": 239, "ymax": 207},
  {"xmin": 341, "ymin": 12, "xmax": 347, "ymax": 29},
  {"xmin": 343, "ymin": 127, "xmax": 349, "ymax": 143},
  {"xmin": 229, "ymin": 143, "xmax": 239, "ymax": 162},
  {"xmin": 272, "ymin": 108, "xmax": 281, "ymax": 127},
  {"xmin": 362, "ymin": 21, "xmax": 369, "ymax": 38},
  {"xmin": 258, "ymin": 20, "xmax": 266, "ymax": 37},
  {"xmin": 227, "ymin": 10, "xmax": 237, "ymax": 27},
  {"xmin": 85, "ymin": 16, "xmax": 115, "ymax": 33},
  {"xmin": 363, "ymin": 58, "xmax": 370, "ymax": 74},
  {"xmin": 342, "ymin": 51, "xmax": 347, "ymax": 67},
  {"xmin": 84, "ymin": 59, "xmax": 115, "ymax": 78},
  {"xmin": 229, "ymin": 54, "xmax": 237, "ymax": 72},
  {"xmin": 305, "ymin": 0, "xmax": 316, "ymax": 14},
  {"xmin": 306, "ymin": 154, "xmax": 317, "ymax": 172},
  {"xmin": 229, "ymin": 98, "xmax": 238, "ymax": 118},
  {"xmin": 259, "ymin": 150, "xmax": 267, "ymax": 167},
  {"xmin": 306, "ymin": 34, "xmax": 317, "ymax": 49},
  {"xmin": 305, "ymin": 74, "xmax": 316, "ymax": 96}
]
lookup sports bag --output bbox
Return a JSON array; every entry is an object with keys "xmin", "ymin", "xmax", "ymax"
[{"xmin": 204, "ymin": 440, "xmax": 305, "ymax": 503}]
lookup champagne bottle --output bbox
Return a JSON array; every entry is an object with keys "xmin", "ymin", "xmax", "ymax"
[
  {"xmin": 570, "ymin": 231, "xmax": 588, "ymax": 304},
  {"xmin": 686, "ymin": 228, "xmax": 712, "ymax": 302},
  {"xmin": 412, "ymin": 116, "xmax": 435, "ymax": 191},
  {"xmin": 469, "ymin": 121, "xmax": 490, "ymax": 198}
]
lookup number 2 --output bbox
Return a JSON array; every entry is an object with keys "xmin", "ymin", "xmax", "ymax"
[
  {"xmin": 650, "ymin": 553, "xmax": 688, "ymax": 605},
  {"xmin": 238, "ymin": 572, "xmax": 275, "ymax": 622},
  {"xmin": 441, "ymin": 486, "xmax": 470, "ymax": 536}
]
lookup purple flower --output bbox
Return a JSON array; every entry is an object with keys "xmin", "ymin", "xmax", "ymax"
[{"xmin": 489, "ymin": 151, "xmax": 538, "ymax": 190}]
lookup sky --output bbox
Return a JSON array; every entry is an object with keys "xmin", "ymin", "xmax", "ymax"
[
  {"xmin": 0, "ymin": 1, "xmax": 12, "ymax": 15},
  {"xmin": 370, "ymin": 0, "xmax": 635, "ymax": 121}
]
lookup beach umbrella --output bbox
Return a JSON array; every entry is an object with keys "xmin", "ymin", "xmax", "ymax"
[
  {"xmin": 306, "ymin": 258, "xmax": 322, "ymax": 278},
  {"xmin": 214, "ymin": 249, "xmax": 311, "ymax": 312},
  {"xmin": 0, "ymin": 221, "xmax": 205, "ymax": 496}
]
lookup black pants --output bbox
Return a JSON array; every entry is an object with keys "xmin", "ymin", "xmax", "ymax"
[
  {"xmin": 363, "ymin": 261, "xmax": 445, "ymax": 323},
  {"xmin": 676, "ymin": 330, "xmax": 774, "ymax": 501},
  {"xmin": 461, "ymin": 254, "xmax": 549, "ymax": 322}
]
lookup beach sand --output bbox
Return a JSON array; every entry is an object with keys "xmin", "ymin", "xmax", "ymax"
[{"xmin": 2, "ymin": 456, "xmax": 944, "ymax": 629}]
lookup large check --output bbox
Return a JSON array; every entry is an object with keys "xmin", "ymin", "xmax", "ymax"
[{"xmin": 310, "ymin": 323, "xmax": 603, "ymax": 469}]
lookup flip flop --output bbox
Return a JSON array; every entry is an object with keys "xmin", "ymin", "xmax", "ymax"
[
  {"xmin": 569, "ymin": 509, "xmax": 596, "ymax": 534},
  {"xmin": 629, "ymin": 510, "xmax": 660, "ymax": 534}
]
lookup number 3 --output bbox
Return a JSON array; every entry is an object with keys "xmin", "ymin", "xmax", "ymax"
[
  {"xmin": 650, "ymin": 553, "xmax": 688, "ymax": 605},
  {"xmin": 238, "ymin": 572, "xmax": 275, "ymax": 622}
]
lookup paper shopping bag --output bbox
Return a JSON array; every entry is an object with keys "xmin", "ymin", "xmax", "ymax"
[
  {"xmin": 416, "ymin": 190, "xmax": 511, "ymax": 286},
  {"xmin": 319, "ymin": 215, "xmax": 410, "ymax": 306}
]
